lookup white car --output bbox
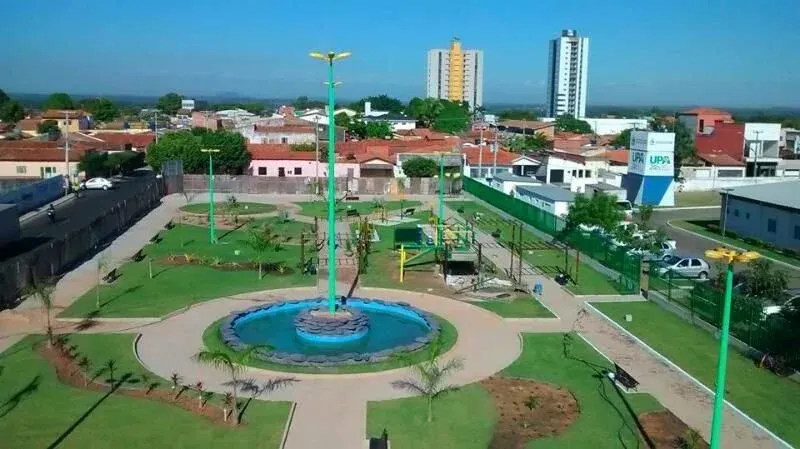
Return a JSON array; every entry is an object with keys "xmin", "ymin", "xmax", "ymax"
[
  {"xmin": 656, "ymin": 256, "xmax": 711, "ymax": 279},
  {"xmin": 763, "ymin": 291, "xmax": 800, "ymax": 318},
  {"xmin": 80, "ymin": 177, "xmax": 114, "ymax": 190}
]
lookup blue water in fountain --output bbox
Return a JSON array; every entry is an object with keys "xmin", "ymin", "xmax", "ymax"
[{"xmin": 232, "ymin": 299, "xmax": 431, "ymax": 356}]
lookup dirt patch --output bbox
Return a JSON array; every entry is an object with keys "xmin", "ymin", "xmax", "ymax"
[
  {"xmin": 638, "ymin": 410, "xmax": 709, "ymax": 448},
  {"xmin": 481, "ymin": 377, "xmax": 580, "ymax": 449},
  {"xmin": 158, "ymin": 255, "xmax": 297, "ymax": 275},
  {"xmin": 38, "ymin": 342, "xmax": 240, "ymax": 427},
  {"xmin": 178, "ymin": 213, "xmax": 256, "ymax": 230}
]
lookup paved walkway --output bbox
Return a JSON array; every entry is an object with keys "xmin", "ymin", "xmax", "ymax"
[{"xmin": 442, "ymin": 205, "xmax": 780, "ymax": 449}]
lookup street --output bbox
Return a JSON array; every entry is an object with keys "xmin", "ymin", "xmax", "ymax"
[{"xmin": 651, "ymin": 207, "xmax": 800, "ymax": 288}]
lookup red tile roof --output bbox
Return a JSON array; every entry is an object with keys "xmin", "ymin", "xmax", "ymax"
[
  {"xmin": 248, "ymin": 144, "xmax": 316, "ymax": 160},
  {"xmin": 17, "ymin": 118, "xmax": 40, "ymax": 131},
  {"xmin": 695, "ymin": 122, "xmax": 744, "ymax": 161},
  {"xmin": 460, "ymin": 146, "xmax": 528, "ymax": 165},
  {"xmin": 696, "ymin": 153, "xmax": 745, "ymax": 167},
  {"xmin": 681, "ymin": 107, "xmax": 732, "ymax": 116},
  {"xmin": 602, "ymin": 149, "xmax": 630, "ymax": 165},
  {"xmin": 92, "ymin": 132, "xmax": 155, "ymax": 148},
  {"xmin": 253, "ymin": 125, "xmax": 315, "ymax": 134},
  {"xmin": 0, "ymin": 142, "xmax": 90, "ymax": 162},
  {"xmin": 41, "ymin": 109, "xmax": 86, "ymax": 119}
]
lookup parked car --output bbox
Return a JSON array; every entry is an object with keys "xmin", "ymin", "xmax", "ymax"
[
  {"xmin": 764, "ymin": 295, "xmax": 800, "ymax": 317},
  {"xmin": 80, "ymin": 177, "xmax": 114, "ymax": 190},
  {"xmin": 656, "ymin": 256, "xmax": 711, "ymax": 279},
  {"xmin": 629, "ymin": 239, "xmax": 677, "ymax": 262}
]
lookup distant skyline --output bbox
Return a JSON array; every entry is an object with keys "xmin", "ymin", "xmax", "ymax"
[{"xmin": 1, "ymin": 0, "xmax": 798, "ymax": 107}]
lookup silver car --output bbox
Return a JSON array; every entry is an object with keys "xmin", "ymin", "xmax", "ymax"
[{"xmin": 656, "ymin": 256, "xmax": 711, "ymax": 280}]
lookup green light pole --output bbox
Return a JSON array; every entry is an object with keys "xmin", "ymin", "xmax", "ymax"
[
  {"xmin": 310, "ymin": 50, "xmax": 351, "ymax": 314},
  {"xmin": 704, "ymin": 247, "xmax": 760, "ymax": 449},
  {"xmin": 438, "ymin": 154, "xmax": 445, "ymax": 247},
  {"xmin": 201, "ymin": 148, "xmax": 221, "ymax": 244}
]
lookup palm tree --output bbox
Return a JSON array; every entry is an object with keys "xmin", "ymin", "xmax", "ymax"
[
  {"xmin": 170, "ymin": 372, "xmax": 182, "ymax": 398},
  {"xmin": 247, "ymin": 225, "xmax": 276, "ymax": 279},
  {"xmin": 193, "ymin": 346, "xmax": 269, "ymax": 425},
  {"xmin": 391, "ymin": 336, "xmax": 463, "ymax": 423},
  {"xmin": 195, "ymin": 381, "xmax": 205, "ymax": 408},
  {"xmin": 26, "ymin": 281, "xmax": 56, "ymax": 347},
  {"xmin": 221, "ymin": 392, "xmax": 234, "ymax": 422},
  {"xmin": 105, "ymin": 360, "xmax": 116, "ymax": 384},
  {"xmin": 96, "ymin": 253, "xmax": 110, "ymax": 310}
]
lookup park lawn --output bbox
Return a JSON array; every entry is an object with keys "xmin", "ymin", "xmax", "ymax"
[
  {"xmin": 367, "ymin": 384, "xmax": 495, "ymax": 449},
  {"xmin": 472, "ymin": 296, "xmax": 555, "ymax": 318},
  {"xmin": 202, "ymin": 313, "xmax": 458, "ymax": 374},
  {"xmin": 295, "ymin": 200, "xmax": 422, "ymax": 218},
  {"xmin": 671, "ymin": 191, "xmax": 721, "ymax": 208},
  {"xmin": 65, "ymin": 334, "xmax": 161, "ymax": 385},
  {"xmin": 448, "ymin": 201, "xmax": 622, "ymax": 295},
  {"xmin": 60, "ymin": 223, "xmax": 315, "ymax": 318},
  {"xmin": 180, "ymin": 202, "xmax": 276, "ymax": 215},
  {"xmin": 0, "ymin": 335, "xmax": 290, "ymax": 449},
  {"xmin": 672, "ymin": 219, "xmax": 800, "ymax": 266},
  {"xmin": 593, "ymin": 301, "xmax": 800, "ymax": 447},
  {"xmin": 504, "ymin": 333, "xmax": 664, "ymax": 448}
]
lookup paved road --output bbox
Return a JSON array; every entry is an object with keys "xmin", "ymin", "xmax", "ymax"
[{"xmin": 651, "ymin": 207, "xmax": 800, "ymax": 287}]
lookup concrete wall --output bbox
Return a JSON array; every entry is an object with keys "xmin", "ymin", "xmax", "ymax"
[
  {"xmin": 0, "ymin": 161, "xmax": 79, "ymax": 179},
  {"xmin": 248, "ymin": 160, "xmax": 360, "ymax": 178},
  {"xmin": 0, "ymin": 176, "xmax": 65, "ymax": 215},
  {"xmin": 722, "ymin": 195, "xmax": 800, "ymax": 250},
  {"xmin": 183, "ymin": 174, "xmax": 461, "ymax": 196},
  {"xmin": 679, "ymin": 175, "xmax": 800, "ymax": 191},
  {"xmin": 0, "ymin": 177, "xmax": 163, "ymax": 309}
]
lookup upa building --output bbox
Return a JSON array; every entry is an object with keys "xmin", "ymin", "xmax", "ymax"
[{"xmin": 622, "ymin": 131, "xmax": 676, "ymax": 207}]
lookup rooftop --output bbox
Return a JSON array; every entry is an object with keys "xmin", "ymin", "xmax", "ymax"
[
  {"xmin": 516, "ymin": 185, "xmax": 576, "ymax": 202},
  {"xmin": 491, "ymin": 172, "xmax": 540, "ymax": 183},
  {"xmin": 680, "ymin": 107, "xmax": 732, "ymax": 116},
  {"xmin": 695, "ymin": 153, "xmax": 745, "ymax": 167},
  {"xmin": 726, "ymin": 181, "xmax": 800, "ymax": 210}
]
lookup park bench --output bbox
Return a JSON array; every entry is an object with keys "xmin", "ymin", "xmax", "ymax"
[
  {"xmin": 130, "ymin": 249, "xmax": 145, "ymax": 262},
  {"xmin": 401, "ymin": 208, "xmax": 416, "ymax": 218},
  {"xmin": 369, "ymin": 429, "xmax": 390, "ymax": 449},
  {"xmin": 149, "ymin": 233, "xmax": 161, "ymax": 243},
  {"xmin": 613, "ymin": 363, "xmax": 639, "ymax": 391},
  {"xmin": 103, "ymin": 268, "xmax": 118, "ymax": 284},
  {"xmin": 345, "ymin": 194, "xmax": 360, "ymax": 201},
  {"xmin": 164, "ymin": 220, "xmax": 174, "ymax": 230},
  {"xmin": 346, "ymin": 209, "xmax": 360, "ymax": 217}
]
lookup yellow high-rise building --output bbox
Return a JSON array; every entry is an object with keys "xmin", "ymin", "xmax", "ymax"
[{"xmin": 426, "ymin": 38, "xmax": 483, "ymax": 110}]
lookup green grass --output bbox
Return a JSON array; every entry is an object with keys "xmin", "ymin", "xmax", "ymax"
[
  {"xmin": 295, "ymin": 200, "xmax": 422, "ymax": 218},
  {"xmin": 64, "ymin": 334, "xmax": 161, "ymax": 385},
  {"xmin": 202, "ymin": 312, "xmax": 458, "ymax": 374},
  {"xmin": 593, "ymin": 301, "xmax": 800, "ymax": 447},
  {"xmin": 448, "ymin": 201, "xmax": 624, "ymax": 295},
  {"xmin": 60, "ymin": 223, "xmax": 315, "ymax": 318},
  {"xmin": 673, "ymin": 219, "xmax": 800, "ymax": 265},
  {"xmin": 180, "ymin": 202, "xmax": 276, "ymax": 215},
  {"xmin": 367, "ymin": 384, "xmax": 495, "ymax": 449},
  {"xmin": 0, "ymin": 335, "xmax": 290, "ymax": 449},
  {"xmin": 671, "ymin": 191, "xmax": 721, "ymax": 208},
  {"xmin": 472, "ymin": 296, "xmax": 555, "ymax": 318},
  {"xmin": 504, "ymin": 333, "xmax": 664, "ymax": 448}
]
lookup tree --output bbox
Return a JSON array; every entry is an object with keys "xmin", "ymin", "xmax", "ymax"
[
  {"xmin": 107, "ymin": 151, "xmax": 145, "ymax": 176},
  {"xmin": 563, "ymin": 192, "xmax": 623, "ymax": 236},
  {"xmin": 83, "ymin": 97, "xmax": 119, "ymax": 122},
  {"xmin": 26, "ymin": 281, "xmax": 56, "ymax": 347},
  {"xmin": 105, "ymin": 360, "xmax": 116, "ymax": 383},
  {"xmin": 146, "ymin": 129, "xmax": 249, "ymax": 174},
  {"xmin": 637, "ymin": 205, "xmax": 654, "ymax": 229},
  {"xmin": 292, "ymin": 96, "xmax": 325, "ymax": 110},
  {"xmin": 738, "ymin": 259, "xmax": 788, "ymax": 305},
  {"xmin": 157, "ymin": 92, "xmax": 183, "ymax": 115},
  {"xmin": 554, "ymin": 114, "xmax": 592, "ymax": 134},
  {"xmin": 0, "ymin": 100, "xmax": 24, "ymax": 123},
  {"xmin": 79, "ymin": 152, "xmax": 109, "ymax": 178},
  {"xmin": 37, "ymin": 120, "xmax": 60, "ymax": 136},
  {"xmin": 351, "ymin": 95, "xmax": 404, "ymax": 114},
  {"xmin": 43, "ymin": 92, "xmax": 74, "ymax": 110},
  {"xmin": 402, "ymin": 157, "xmax": 438, "ymax": 177},
  {"xmin": 247, "ymin": 224, "xmax": 278, "ymax": 279},
  {"xmin": 498, "ymin": 109, "xmax": 537, "ymax": 121},
  {"xmin": 611, "ymin": 129, "xmax": 632, "ymax": 148},
  {"xmin": 508, "ymin": 132, "xmax": 551, "ymax": 153},
  {"xmin": 391, "ymin": 336, "xmax": 463, "ymax": 423},
  {"xmin": 672, "ymin": 122, "xmax": 696, "ymax": 180},
  {"xmin": 192, "ymin": 128, "xmax": 250, "ymax": 174},
  {"xmin": 365, "ymin": 121, "xmax": 393, "ymax": 139},
  {"xmin": 763, "ymin": 302, "xmax": 800, "ymax": 371},
  {"xmin": 334, "ymin": 112, "xmax": 351, "ymax": 127},
  {"xmin": 432, "ymin": 100, "xmax": 469, "ymax": 133},
  {"xmin": 193, "ymin": 346, "xmax": 270, "ymax": 425},
  {"xmin": 0, "ymin": 88, "xmax": 9, "ymax": 105}
]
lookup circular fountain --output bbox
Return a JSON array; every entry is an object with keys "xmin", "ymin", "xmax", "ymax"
[{"xmin": 219, "ymin": 298, "xmax": 440, "ymax": 367}]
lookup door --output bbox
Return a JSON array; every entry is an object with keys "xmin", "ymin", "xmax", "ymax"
[
  {"xmin": 550, "ymin": 169, "xmax": 564, "ymax": 183},
  {"xmin": 278, "ymin": 167, "xmax": 285, "ymax": 177}
]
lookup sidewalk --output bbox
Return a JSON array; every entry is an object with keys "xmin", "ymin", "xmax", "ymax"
[{"xmin": 441, "ymin": 205, "xmax": 778, "ymax": 449}]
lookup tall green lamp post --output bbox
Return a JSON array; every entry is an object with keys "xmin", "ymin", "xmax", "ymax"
[
  {"xmin": 703, "ymin": 247, "xmax": 760, "ymax": 449},
  {"xmin": 310, "ymin": 50, "xmax": 351, "ymax": 314},
  {"xmin": 201, "ymin": 148, "xmax": 221, "ymax": 244}
]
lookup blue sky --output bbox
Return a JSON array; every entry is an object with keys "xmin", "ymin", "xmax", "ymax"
[{"xmin": 2, "ymin": 0, "xmax": 798, "ymax": 107}]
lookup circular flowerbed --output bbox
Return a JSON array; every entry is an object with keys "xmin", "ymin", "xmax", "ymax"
[{"xmin": 219, "ymin": 298, "xmax": 441, "ymax": 367}]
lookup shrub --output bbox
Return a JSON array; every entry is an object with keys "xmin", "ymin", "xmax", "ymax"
[
  {"xmin": 456, "ymin": 206, "xmax": 465, "ymax": 214},
  {"xmin": 782, "ymin": 248, "xmax": 798, "ymax": 259},
  {"xmin": 761, "ymin": 240, "xmax": 776, "ymax": 251},
  {"xmin": 706, "ymin": 223, "xmax": 720, "ymax": 233},
  {"xmin": 726, "ymin": 230, "xmax": 738, "ymax": 239},
  {"xmin": 743, "ymin": 237, "xmax": 759, "ymax": 245}
]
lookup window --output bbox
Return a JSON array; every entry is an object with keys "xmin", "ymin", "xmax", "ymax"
[
  {"xmin": 294, "ymin": 167, "xmax": 302, "ymax": 175},
  {"xmin": 281, "ymin": 137, "xmax": 288, "ymax": 144},
  {"xmin": 745, "ymin": 212, "xmax": 750, "ymax": 219},
  {"xmin": 698, "ymin": 119, "xmax": 705, "ymax": 132},
  {"xmin": 677, "ymin": 259, "xmax": 689, "ymax": 268},
  {"xmin": 15, "ymin": 166, "xmax": 26, "ymax": 174},
  {"xmin": 585, "ymin": 170, "xmax": 592, "ymax": 178},
  {"xmin": 795, "ymin": 226, "xmax": 800, "ymax": 240},
  {"xmin": 258, "ymin": 167, "xmax": 267, "ymax": 175},
  {"xmin": 767, "ymin": 219, "xmax": 776, "ymax": 233},
  {"xmin": 690, "ymin": 259, "xmax": 702, "ymax": 267},
  {"xmin": 734, "ymin": 209, "xmax": 739, "ymax": 217}
]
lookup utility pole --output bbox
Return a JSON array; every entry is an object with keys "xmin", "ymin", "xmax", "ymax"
[
  {"xmin": 492, "ymin": 124, "xmax": 499, "ymax": 176},
  {"xmin": 64, "ymin": 110, "xmax": 70, "ymax": 192},
  {"xmin": 315, "ymin": 115, "xmax": 320, "ymax": 194},
  {"xmin": 478, "ymin": 124, "xmax": 484, "ymax": 178},
  {"xmin": 752, "ymin": 130, "xmax": 762, "ymax": 177},
  {"xmin": 154, "ymin": 111, "xmax": 159, "ymax": 144}
]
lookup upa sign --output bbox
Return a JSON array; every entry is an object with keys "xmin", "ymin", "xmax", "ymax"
[{"xmin": 628, "ymin": 131, "xmax": 675, "ymax": 176}]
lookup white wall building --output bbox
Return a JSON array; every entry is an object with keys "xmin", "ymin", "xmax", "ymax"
[
  {"xmin": 585, "ymin": 118, "xmax": 648, "ymax": 136},
  {"xmin": 515, "ymin": 185, "xmax": 576, "ymax": 217},
  {"xmin": 426, "ymin": 38, "xmax": 484, "ymax": 110},
  {"xmin": 546, "ymin": 29, "xmax": 589, "ymax": 119},
  {"xmin": 744, "ymin": 123, "xmax": 781, "ymax": 176},
  {"xmin": 534, "ymin": 154, "xmax": 602, "ymax": 192},
  {"xmin": 489, "ymin": 172, "xmax": 541, "ymax": 195}
]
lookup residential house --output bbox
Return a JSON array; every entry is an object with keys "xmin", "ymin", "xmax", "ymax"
[
  {"xmin": 676, "ymin": 107, "xmax": 734, "ymax": 139},
  {"xmin": 15, "ymin": 118, "xmax": 41, "ymax": 136},
  {"xmin": 780, "ymin": 128, "xmax": 800, "ymax": 153},
  {"xmin": 247, "ymin": 143, "xmax": 359, "ymax": 178},
  {"xmin": 680, "ymin": 153, "xmax": 746, "ymax": 182},
  {"xmin": 40, "ymin": 110, "xmax": 91, "ymax": 134},
  {"xmin": 191, "ymin": 111, "xmax": 222, "ymax": 130},
  {"xmin": 534, "ymin": 152, "xmax": 604, "ymax": 192},
  {"xmin": 496, "ymin": 120, "xmax": 556, "ymax": 139},
  {"xmin": 91, "ymin": 132, "xmax": 155, "ymax": 152},
  {"xmin": 460, "ymin": 146, "xmax": 539, "ymax": 178},
  {"xmin": 743, "ymin": 123, "xmax": 781, "ymax": 176},
  {"xmin": 489, "ymin": 172, "xmax": 541, "ymax": 195},
  {"xmin": 363, "ymin": 113, "xmax": 417, "ymax": 132},
  {"xmin": 0, "ymin": 140, "xmax": 93, "ymax": 179},
  {"xmin": 695, "ymin": 122, "xmax": 745, "ymax": 162},
  {"xmin": 584, "ymin": 118, "xmax": 648, "ymax": 135}
]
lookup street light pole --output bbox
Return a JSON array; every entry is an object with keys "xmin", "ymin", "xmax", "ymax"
[
  {"xmin": 720, "ymin": 188, "xmax": 733, "ymax": 241},
  {"xmin": 315, "ymin": 115, "xmax": 320, "ymax": 195},
  {"xmin": 752, "ymin": 130, "xmax": 762, "ymax": 178},
  {"xmin": 64, "ymin": 110, "xmax": 70, "ymax": 192},
  {"xmin": 311, "ymin": 50, "xmax": 351, "ymax": 315},
  {"xmin": 704, "ymin": 247, "xmax": 760, "ymax": 449},
  {"xmin": 201, "ymin": 148, "xmax": 221, "ymax": 244}
]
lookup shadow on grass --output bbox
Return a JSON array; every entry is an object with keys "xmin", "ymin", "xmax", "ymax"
[
  {"xmin": 46, "ymin": 373, "xmax": 131, "ymax": 449},
  {"xmin": 100, "ymin": 285, "xmax": 142, "ymax": 308},
  {"xmin": 0, "ymin": 375, "xmax": 41, "ymax": 419}
]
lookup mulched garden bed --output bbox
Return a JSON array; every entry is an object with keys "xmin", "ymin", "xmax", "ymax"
[
  {"xmin": 638, "ymin": 410, "xmax": 709, "ymax": 448},
  {"xmin": 481, "ymin": 376, "xmax": 580, "ymax": 449},
  {"xmin": 38, "ymin": 342, "xmax": 239, "ymax": 427},
  {"xmin": 158, "ymin": 255, "xmax": 297, "ymax": 275}
]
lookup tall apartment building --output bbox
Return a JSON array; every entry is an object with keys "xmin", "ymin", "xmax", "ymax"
[
  {"xmin": 426, "ymin": 38, "xmax": 483, "ymax": 110},
  {"xmin": 546, "ymin": 29, "xmax": 589, "ymax": 118}
]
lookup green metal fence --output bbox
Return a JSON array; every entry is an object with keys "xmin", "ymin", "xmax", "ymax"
[{"xmin": 463, "ymin": 176, "xmax": 641, "ymax": 293}]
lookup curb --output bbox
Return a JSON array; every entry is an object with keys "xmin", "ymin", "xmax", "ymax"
[
  {"xmin": 667, "ymin": 220, "xmax": 800, "ymax": 273},
  {"xmin": 19, "ymin": 192, "xmax": 76, "ymax": 223},
  {"xmin": 280, "ymin": 402, "xmax": 298, "ymax": 449},
  {"xmin": 657, "ymin": 205, "xmax": 721, "ymax": 211},
  {"xmin": 584, "ymin": 302, "xmax": 794, "ymax": 449}
]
